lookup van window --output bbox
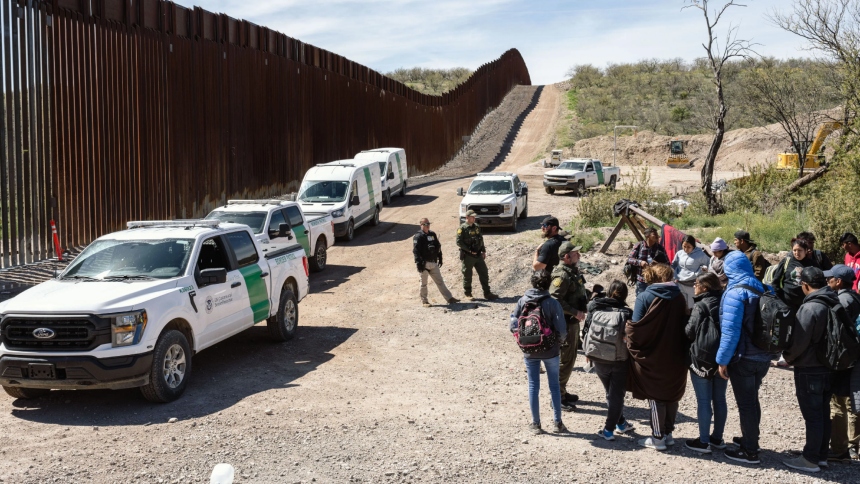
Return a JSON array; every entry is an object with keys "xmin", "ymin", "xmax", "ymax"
[
  {"xmin": 378, "ymin": 161, "xmax": 388, "ymax": 176},
  {"xmin": 268, "ymin": 210, "xmax": 287, "ymax": 236},
  {"xmin": 351, "ymin": 180, "xmax": 359, "ymax": 201},
  {"xmin": 284, "ymin": 206, "xmax": 304, "ymax": 226},
  {"xmin": 225, "ymin": 231, "xmax": 259, "ymax": 267},
  {"xmin": 298, "ymin": 180, "xmax": 349, "ymax": 202}
]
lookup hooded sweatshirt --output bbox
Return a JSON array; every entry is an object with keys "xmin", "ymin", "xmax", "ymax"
[
  {"xmin": 672, "ymin": 247, "xmax": 711, "ymax": 282},
  {"xmin": 716, "ymin": 251, "xmax": 772, "ymax": 365},
  {"xmin": 783, "ymin": 287, "xmax": 840, "ymax": 367},
  {"xmin": 510, "ymin": 288, "xmax": 568, "ymax": 360},
  {"xmin": 772, "ymin": 254, "xmax": 820, "ymax": 310}
]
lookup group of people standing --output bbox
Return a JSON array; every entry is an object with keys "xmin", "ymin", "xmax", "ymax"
[{"xmin": 512, "ymin": 221, "xmax": 860, "ymax": 474}]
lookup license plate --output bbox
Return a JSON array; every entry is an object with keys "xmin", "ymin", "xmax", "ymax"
[{"xmin": 28, "ymin": 363, "xmax": 56, "ymax": 380}]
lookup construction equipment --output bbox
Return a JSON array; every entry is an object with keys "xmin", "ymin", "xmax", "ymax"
[
  {"xmin": 776, "ymin": 121, "xmax": 842, "ymax": 170},
  {"xmin": 544, "ymin": 149, "xmax": 563, "ymax": 167},
  {"xmin": 666, "ymin": 140, "xmax": 691, "ymax": 168}
]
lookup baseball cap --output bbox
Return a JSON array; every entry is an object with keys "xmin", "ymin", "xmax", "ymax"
[
  {"xmin": 465, "ymin": 209, "xmax": 477, "ymax": 217},
  {"xmin": 734, "ymin": 230, "xmax": 755, "ymax": 244},
  {"xmin": 541, "ymin": 216, "xmax": 559, "ymax": 227},
  {"xmin": 800, "ymin": 266, "xmax": 826, "ymax": 286},
  {"xmin": 558, "ymin": 241, "xmax": 582, "ymax": 257},
  {"xmin": 710, "ymin": 237, "xmax": 728, "ymax": 251},
  {"xmin": 824, "ymin": 264, "xmax": 856, "ymax": 283}
]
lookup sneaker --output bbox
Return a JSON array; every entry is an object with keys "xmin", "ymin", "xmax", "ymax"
[
  {"xmin": 725, "ymin": 448, "xmax": 760, "ymax": 465},
  {"xmin": 818, "ymin": 460, "xmax": 828, "ymax": 468},
  {"xmin": 597, "ymin": 428, "xmax": 615, "ymax": 441},
  {"xmin": 463, "ymin": 294, "xmax": 474, "ymax": 301},
  {"xmin": 447, "ymin": 297, "xmax": 460, "ymax": 304},
  {"xmin": 638, "ymin": 436, "xmax": 667, "ymax": 451},
  {"xmin": 421, "ymin": 301, "xmax": 431, "ymax": 307},
  {"xmin": 562, "ymin": 393, "xmax": 579, "ymax": 404},
  {"xmin": 777, "ymin": 355, "xmax": 790, "ymax": 368},
  {"xmin": 615, "ymin": 421, "xmax": 635, "ymax": 435},
  {"xmin": 484, "ymin": 292, "xmax": 499, "ymax": 301},
  {"xmin": 732, "ymin": 436, "xmax": 762, "ymax": 453},
  {"xmin": 850, "ymin": 447, "xmax": 859, "ymax": 460},
  {"xmin": 528, "ymin": 422, "xmax": 542, "ymax": 435},
  {"xmin": 559, "ymin": 401, "xmax": 576, "ymax": 412},
  {"xmin": 665, "ymin": 433, "xmax": 675, "ymax": 446},
  {"xmin": 552, "ymin": 421, "xmax": 567, "ymax": 433},
  {"xmin": 827, "ymin": 450, "xmax": 852, "ymax": 463},
  {"xmin": 685, "ymin": 439, "xmax": 712, "ymax": 454},
  {"xmin": 783, "ymin": 456, "xmax": 820, "ymax": 473},
  {"xmin": 709, "ymin": 436, "xmax": 726, "ymax": 449}
]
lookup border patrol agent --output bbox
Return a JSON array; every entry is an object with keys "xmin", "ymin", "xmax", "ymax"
[
  {"xmin": 551, "ymin": 241, "xmax": 588, "ymax": 410},
  {"xmin": 413, "ymin": 217, "xmax": 459, "ymax": 307},
  {"xmin": 456, "ymin": 210, "xmax": 499, "ymax": 301}
]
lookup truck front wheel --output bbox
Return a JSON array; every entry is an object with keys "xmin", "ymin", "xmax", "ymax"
[
  {"xmin": 140, "ymin": 330, "xmax": 192, "ymax": 403},
  {"xmin": 309, "ymin": 240, "xmax": 327, "ymax": 272},
  {"xmin": 268, "ymin": 285, "xmax": 298, "ymax": 342},
  {"xmin": 545, "ymin": 187, "xmax": 555, "ymax": 195},
  {"xmin": 609, "ymin": 176, "xmax": 617, "ymax": 191},
  {"xmin": 576, "ymin": 180, "xmax": 586, "ymax": 197},
  {"xmin": 3, "ymin": 386, "xmax": 50, "ymax": 400}
]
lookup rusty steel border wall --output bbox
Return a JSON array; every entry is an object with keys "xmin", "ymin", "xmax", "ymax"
[{"xmin": 0, "ymin": 0, "xmax": 531, "ymax": 268}]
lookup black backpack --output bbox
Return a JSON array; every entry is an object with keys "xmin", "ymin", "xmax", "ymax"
[
  {"xmin": 689, "ymin": 301, "xmax": 722, "ymax": 379},
  {"xmin": 737, "ymin": 284, "xmax": 796, "ymax": 352},
  {"xmin": 514, "ymin": 296, "xmax": 558, "ymax": 354},
  {"xmin": 812, "ymin": 299, "xmax": 860, "ymax": 371}
]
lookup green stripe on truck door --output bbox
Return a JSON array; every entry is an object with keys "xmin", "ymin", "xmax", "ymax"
[
  {"xmin": 363, "ymin": 167, "xmax": 376, "ymax": 207},
  {"xmin": 294, "ymin": 223, "xmax": 310, "ymax": 256},
  {"xmin": 239, "ymin": 264, "xmax": 271, "ymax": 323}
]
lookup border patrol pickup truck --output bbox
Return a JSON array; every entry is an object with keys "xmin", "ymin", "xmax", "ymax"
[
  {"xmin": 206, "ymin": 200, "xmax": 334, "ymax": 273},
  {"xmin": 543, "ymin": 159, "xmax": 620, "ymax": 195},
  {"xmin": 456, "ymin": 172, "xmax": 528, "ymax": 231},
  {"xmin": 0, "ymin": 220, "xmax": 309, "ymax": 403}
]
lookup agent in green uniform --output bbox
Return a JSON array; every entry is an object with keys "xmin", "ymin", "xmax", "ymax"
[
  {"xmin": 551, "ymin": 241, "xmax": 589, "ymax": 411},
  {"xmin": 456, "ymin": 210, "xmax": 499, "ymax": 301}
]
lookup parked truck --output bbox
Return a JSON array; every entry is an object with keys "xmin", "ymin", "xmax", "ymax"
[
  {"xmin": 206, "ymin": 200, "xmax": 334, "ymax": 273},
  {"xmin": 456, "ymin": 172, "xmax": 528, "ymax": 231},
  {"xmin": 0, "ymin": 220, "xmax": 309, "ymax": 403},
  {"xmin": 543, "ymin": 158, "xmax": 620, "ymax": 195}
]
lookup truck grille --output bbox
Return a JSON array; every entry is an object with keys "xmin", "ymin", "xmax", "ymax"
[
  {"xmin": 467, "ymin": 204, "xmax": 502, "ymax": 216},
  {"xmin": 545, "ymin": 176, "xmax": 570, "ymax": 183},
  {"xmin": 1, "ymin": 317, "xmax": 111, "ymax": 351}
]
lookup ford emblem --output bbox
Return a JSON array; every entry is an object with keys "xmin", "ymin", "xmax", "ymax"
[
  {"xmin": 32, "ymin": 328, "xmax": 56, "ymax": 339},
  {"xmin": 480, "ymin": 208, "xmax": 488, "ymax": 213}
]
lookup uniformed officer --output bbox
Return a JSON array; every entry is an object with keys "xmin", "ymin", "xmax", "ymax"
[
  {"xmin": 550, "ymin": 241, "xmax": 588, "ymax": 411},
  {"xmin": 456, "ymin": 210, "xmax": 499, "ymax": 301},
  {"xmin": 413, "ymin": 217, "xmax": 459, "ymax": 307}
]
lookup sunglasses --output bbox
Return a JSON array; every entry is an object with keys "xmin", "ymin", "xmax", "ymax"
[{"xmin": 421, "ymin": 223, "xmax": 431, "ymax": 226}]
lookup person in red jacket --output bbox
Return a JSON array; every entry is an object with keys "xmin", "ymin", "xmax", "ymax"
[{"xmin": 840, "ymin": 233, "xmax": 860, "ymax": 291}]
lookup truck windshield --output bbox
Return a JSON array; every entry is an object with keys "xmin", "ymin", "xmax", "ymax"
[
  {"xmin": 298, "ymin": 180, "xmax": 350, "ymax": 202},
  {"xmin": 468, "ymin": 180, "xmax": 513, "ymax": 195},
  {"xmin": 205, "ymin": 211, "xmax": 267, "ymax": 233},
  {"xmin": 62, "ymin": 239, "xmax": 194, "ymax": 280},
  {"xmin": 558, "ymin": 162, "xmax": 586, "ymax": 171}
]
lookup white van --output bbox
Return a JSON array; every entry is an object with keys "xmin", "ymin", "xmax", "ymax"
[
  {"xmin": 354, "ymin": 148, "xmax": 408, "ymax": 205},
  {"xmin": 297, "ymin": 159, "xmax": 383, "ymax": 241}
]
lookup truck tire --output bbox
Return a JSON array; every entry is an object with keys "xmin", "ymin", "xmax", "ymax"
[
  {"xmin": 384, "ymin": 189, "xmax": 391, "ymax": 205},
  {"xmin": 267, "ymin": 285, "xmax": 298, "ymax": 342},
  {"xmin": 576, "ymin": 180, "xmax": 586, "ymax": 197},
  {"xmin": 3, "ymin": 386, "xmax": 50, "ymax": 400},
  {"xmin": 609, "ymin": 176, "xmax": 617, "ymax": 191},
  {"xmin": 140, "ymin": 330, "xmax": 192, "ymax": 403},
  {"xmin": 309, "ymin": 240, "xmax": 327, "ymax": 272},
  {"xmin": 510, "ymin": 210, "xmax": 518, "ymax": 232},
  {"xmin": 371, "ymin": 207, "xmax": 380, "ymax": 226},
  {"xmin": 342, "ymin": 219, "xmax": 355, "ymax": 242},
  {"xmin": 520, "ymin": 197, "xmax": 528, "ymax": 218},
  {"xmin": 545, "ymin": 187, "xmax": 555, "ymax": 195}
]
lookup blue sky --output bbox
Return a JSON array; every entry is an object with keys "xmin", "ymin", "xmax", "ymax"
[{"xmin": 175, "ymin": 0, "xmax": 814, "ymax": 85}]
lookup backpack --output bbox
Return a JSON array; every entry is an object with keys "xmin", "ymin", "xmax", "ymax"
[
  {"xmin": 812, "ymin": 299, "xmax": 860, "ymax": 371},
  {"xmin": 762, "ymin": 256, "xmax": 789, "ymax": 286},
  {"xmin": 737, "ymin": 284, "xmax": 796, "ymax": 352},
  {"xmin": 689, "ymin": 302, "xmax": 722, "ymax": 379},
  {"xmin": 514, "ymin": 296, "xmax": 558, "ymax": 354}
]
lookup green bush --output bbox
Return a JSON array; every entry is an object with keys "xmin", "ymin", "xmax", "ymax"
[
  {"xmin": 675, "ymin": 209, "xmax": 807, "ymax": 253},
  {"xmin": 579, "ymin": 167, "xmax": 674, "ymax": 227},
  {"xmin": 564, "ymin": 218, "xmax": 603, "ymax": 252}
]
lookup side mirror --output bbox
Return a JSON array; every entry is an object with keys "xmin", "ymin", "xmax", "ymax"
[
  {"xmin": 387, "ymin": 172, "xmax": 395, "ymax": 180},
  {"xmin": 199, "ymin": 268, "xmax": 227, "ymax": 286},
  {"xmin": 279, "ymin": 223, "xmax": 293, "ymax": 238},
  {"xmin": 456, "ymin": 187, "xmax": 464, "ymax": 196},
  {"xmin": 350, "ymin": 195, "xmax": 360, "ymax": 207},
  {"xmin": 521, "ymin": 186, "xmax": 528, "ymax": 195}
]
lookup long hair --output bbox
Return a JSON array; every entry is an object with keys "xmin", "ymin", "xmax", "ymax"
[{"xmin": 643, "ymin": 263, "xmax": 674, "ymax": 284}]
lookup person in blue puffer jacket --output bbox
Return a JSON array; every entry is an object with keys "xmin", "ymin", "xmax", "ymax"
[{"xmin": 717, "ymin": 250, "xmax": 778, "ymax": 465}]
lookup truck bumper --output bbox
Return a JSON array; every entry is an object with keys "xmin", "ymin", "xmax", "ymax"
[
  {"xmin": 543, "ymin": 180, "xmax": 576, "ymax": 189},
  {"xmin": 333, "ymin": 220, "xmax": 350, "ymax": 237},
  {"xmin": 0, "ymin": 352, "xmax": 153, "ymax": 390},
  {"xmin": 459, "ymin": 216, "xmax": 514, "ymax": 227}
]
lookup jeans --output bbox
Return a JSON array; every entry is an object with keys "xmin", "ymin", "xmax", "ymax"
[
  {"xmin": 690, "ymin": 370, "xmax": 728, "ymax": 443},
  {"xmin": 794, "ymin": 368, "xmax": 833, "ymax": 463},
  {"xmin": 524, "ymin": 355, "xmax": 562, "ymax": 425},
  {"xmin": 728, "ymin": 358, "xmax": 771, "ymax": 453},
  {"xmin": 635, "ymin": 281, "xmax": 648, "ymax": 296},
  {"xmin": 593, "ymin": 360, "xmax": 628, "ymax": 431}
]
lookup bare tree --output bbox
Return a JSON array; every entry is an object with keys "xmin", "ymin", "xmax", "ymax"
[{"xmin": 684, "ymin": 0, "xmax": 756, "ymax": 214}]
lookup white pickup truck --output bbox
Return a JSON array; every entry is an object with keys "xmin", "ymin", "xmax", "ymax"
[
  {"xmin": 456, "ymin": 172, "xmax": 529, "ymax": 231},
  {"xmin": 206, "ymin": 200, "xmax": 334, "ymax": 273},
  {"xmin": 0, "ymin": 220, "xmax": 309, "ymax": 403},
  {"xmin": 543, "ymin": 159, "xmax": 621, "ymax": 195}
]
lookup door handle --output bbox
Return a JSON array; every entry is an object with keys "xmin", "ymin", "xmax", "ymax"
[
  {"xmin": 260, "ymin": 272, "xmax": 269, "ymax": 278},
  {"xmin": 304, "ymin": 230, "xmax": 309, "ymax": 234},
  {"xmin": 231, "ymin": 282, "xmax": 241, "ymax": 288}
]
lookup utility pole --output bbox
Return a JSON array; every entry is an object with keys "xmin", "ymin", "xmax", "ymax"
[{"xmin": 613, "ymin": 126, "xmax": 637, "ymax": 165}]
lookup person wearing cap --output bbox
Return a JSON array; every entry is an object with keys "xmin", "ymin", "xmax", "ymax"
[
  {"xmin": 533, "ymin": 216, "xmax": 566, "ymax": 273},
  {"xmin": 551, "ymin": 241, "xmax": 589, "ymax": 410},
  {"xmin": 781, "ymin": 266, "xmax": 840, "ymax": 473},
  {"xmin": 413, "ymin": 218, "xmax": 459, "ymax": 307},
  {"xmin": 839, "ymin": 233, "xmax": 860, "ymax": 291},
  {"xmin": 733, "ymin": 230, "xmax": 771, "ymax": 282},
  {"xmin": 626, "ymin": 227, "xmax": 669, "ymax": 296},
  {"xmin": 456, "ymin": 210, "xmax": 498, "ymax": 301},
  {"xmin": 824, "ymin": 265, "xmax": 860, "ymax": 462},
  {"xmin": 797, "ymin": 231, "xmax": 833, "ymax": 271},
  {"xmin": 707, "ymin": 237, "xmax": 732, "ymax": 287}
]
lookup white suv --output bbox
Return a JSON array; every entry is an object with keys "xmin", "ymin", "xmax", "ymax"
[{"xmin": 456, "ymin": 172, "xmax": 528, "ymax": 231}]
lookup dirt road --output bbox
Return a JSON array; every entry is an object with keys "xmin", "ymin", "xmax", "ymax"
[{"xmin": 0, "ymin": 86, "xmax": 851, "ymax": 483}]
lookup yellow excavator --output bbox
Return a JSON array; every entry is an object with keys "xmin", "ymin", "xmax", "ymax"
[
  {"xmin": 777, "ymin": 121, "xmax": 842, "ymax": 170},
  {"xmin": 666, "ymin": 140, "xmax": 691, "ymax": 168}
]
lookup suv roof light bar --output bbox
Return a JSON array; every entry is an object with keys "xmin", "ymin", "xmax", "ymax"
[
  {"xmin": 226, "ymin": 199, "xmax": 287, "ymax": 206},
  {"xmin": 476, "ymin": 172, "xmax": 514, "ymax": 177},
  {"xmin": 126, "ymin": 219, "xmax": 221, "ymax": 229}
]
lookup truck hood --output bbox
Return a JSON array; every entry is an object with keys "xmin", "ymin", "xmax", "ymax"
[
  {"xmin": 545, "ymin": 168, "xmax": 583, "ymax": 177},
  {"xmin": 0, "ymin": 278, "xmax": 182, "ymax": 315},
  {"xmin": 299, "ymin": 201, "xmax": 344, "ymax": 215},
  {"xmin": 462, "ymin": 193, "xmax": 516, "ymax": 205}
]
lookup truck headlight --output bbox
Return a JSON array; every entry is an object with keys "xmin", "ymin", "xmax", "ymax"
[
  {"xmin": 111, "ymin": 310, "xmax": 147, "ymax": 347},
  {"xmin": 460, "ymin": 203, "xmax": 468, "ymax": 214},
  {"xmin": 331, "ymin": 208, "xmax": 344, "ymax": 218},
  {"xmin": 502, "ymin": 204, "xmax": 512, "ymax": 214}
]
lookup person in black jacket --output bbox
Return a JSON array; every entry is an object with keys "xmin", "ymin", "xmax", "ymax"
[
  {"xmin": 772, "ymin": 238, "xmax": 821, "ymax": 310},
  {"xmin": 797, "ymin": 232, "xmax": 833, "ymax": 271},
  {"xmin": 413, "ymin": 218, "xmax": 459, "ymax": 307},
  {"xmin": 626, "ymin": 227, "xmax": 669, "ymax": 296},
  {"xmin": 782, "ymin": 267, "xmax": 839, "ymax": 473},
  {"xmin": 684, "ymin": 273, "xmax": 727, "ymax": 454}
]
